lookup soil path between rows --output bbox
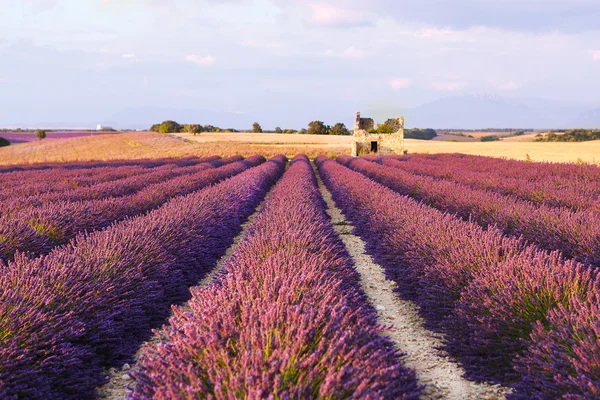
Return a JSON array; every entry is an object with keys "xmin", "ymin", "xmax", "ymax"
[
  {"xmin": 315, "ymin": 167, "xmax": 510, "ymax": 400},
  {"xmin": 96, "ymin": 182, "xmax": 278, "ymax": 400}
]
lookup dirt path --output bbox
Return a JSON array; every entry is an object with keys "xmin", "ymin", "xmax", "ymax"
[
  {"xmin": 315, "ymin": 169, "xmax": 510, "ymax": 400},
  {"xmin": 96, "ymin": 185, "xmax": 276, "ymax": 400}
]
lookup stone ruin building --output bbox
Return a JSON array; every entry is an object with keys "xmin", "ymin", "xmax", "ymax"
[{"xmin": 351, "ymin": 112, "xmax": 405, "ymax": 156}]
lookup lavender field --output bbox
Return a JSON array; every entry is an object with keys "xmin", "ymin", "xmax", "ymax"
[{"xmin": 1, "ymin": 153, "xmax": 599, "ymax": 399}]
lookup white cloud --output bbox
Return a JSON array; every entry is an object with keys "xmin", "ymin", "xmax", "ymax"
[
  {"xmin": 432, "ymin": 81, "xmax": 468, "ymax": 91},
  {"xmin": 589, "ymin": 49, "xmax": 600, "ymax": 60},
  {"xmin": 389, "ymin": 78, "xmax": 412, "ymax": 89},
  {"xmin": 307, "ymin": 2, "xmax": 372, "ymax": 27},
  {"xmin": 497, "ymin": 80, "xmax": 519, "ymax": 90},
  {"xmin": 122, "ymin": 53, "xmax": 136, "ymax": 59},
  {"xmin": 185, "ymin": 54, "xmax": 215, "ymax": 66},
  {"xmin": 342, "ymin": 46, "xmax": 364, "ymax": 58}
]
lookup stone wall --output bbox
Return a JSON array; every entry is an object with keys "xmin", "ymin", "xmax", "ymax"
[
  {"xmin": 354, "ymin": 112, "xmax": 375, "ymax": 132},
  {"xmin": 351, "ymin": 112, "xmax": 405, "ymax": 156}
]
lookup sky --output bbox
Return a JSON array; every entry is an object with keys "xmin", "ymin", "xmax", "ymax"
[{"xmin": 1, "ymin": 0, "xmax": 600, "ymax": 128}]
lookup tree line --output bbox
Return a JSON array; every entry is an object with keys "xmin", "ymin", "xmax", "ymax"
[
  {"xmin": 149, "ymin": 119, "xmax": 437, "ymax": 139},
  {"xmin": 535, "ymin": 129, "xmax": 600, "ymax": 142},
  {"xmin": 149, "ymin": 120, "xmax": 352, "ymax": 135}
]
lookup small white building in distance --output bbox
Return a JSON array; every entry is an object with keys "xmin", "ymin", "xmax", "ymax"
[{"xmin": 96, "ymin": 124, "xmax": 113, "ymax": 131}]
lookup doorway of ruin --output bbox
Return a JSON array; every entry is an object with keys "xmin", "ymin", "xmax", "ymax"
[{"xmin": 371, "ymin": 141, "xmax": 378, "ymax": 153}]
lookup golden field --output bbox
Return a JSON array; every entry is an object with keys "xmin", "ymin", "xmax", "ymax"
[
  {"xmin": 403, "ymin": 139, "xmax": 600, "ymax": 163},
  {"xmin": 0, "ymin": 130, "xmax": 598, "ymax": 165}
]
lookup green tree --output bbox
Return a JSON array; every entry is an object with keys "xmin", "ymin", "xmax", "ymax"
[
  {"xmin": 330, "ymin": 122, "xmax": 350, "ymax": 136},
  {"xmin": 0, "ymin": 137, "xmax": 10, "ymax": 147},
  {"xmin": 184, "ymin": 124, "xmax": 202, "ymax": 135},
  {"xmin": 307, "ymin": 121, "xmax": 329, "ymax": 135},
  {"xmin": 383, "ymin": 118, "xmax": 401, "ymax": 132},
  {"xmin": 297, "ymin": 128, "xmax": 307, "ymax": 135},
  {"xmin": 149, "ymin": 124, "xmax": 161, "ymax": 132},
  {"xmin": 252, "ymin": 122, "xmax": 263, "ymax": 133},
  {"xmin": 376, "ymin": 123, "xmax": 395, "ymax": 134},
  {"xmin": 274, "ymin": 127, "xmax": 283, "ymax": 133},
  {"xmin": 36, "ymin": 129, "xmax": 47, "ymax": 140},
  {"xmin": 158, "ymin": 120, "xmax": 182, "ymax": 134}
]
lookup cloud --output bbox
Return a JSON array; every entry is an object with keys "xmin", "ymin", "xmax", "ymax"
[
  {"xmin": 342, "ymin": 46, "xmax": 364, "ymax": 58},
  {"xmin": 432, "ymin": 81, "xmax": 468, "ymax": 91},
  {"xmin": 24, "ymin": 0, "xmax": 59, "ymax": 10},
  {"xmin": 497, "ymin": 80, "xmax": 519, "ymax": 90},
  {"xmin": 324, "ymin": 49, "xmax": 334, "ymax": 56},
  {"xmin": 306, "ymin": 2, "xmax": 372, "ymax": 27},
  {"xmin": 389, "ymin": 78, "xmax": 412, "ymax": 89},
  {"xmin": 361, "ymin": 0, "xmax": 600, "ymax": 33},
  {"xmin": 185, "ymin": 54, "xmax": 215, "ymax": 66},
  {"xmin": 122, "ymin": 53, "xmax": 137, "ymax": 59},
  {"xmin": 589, "ymin": 49, "xmax": 600, "ymax": 60}
]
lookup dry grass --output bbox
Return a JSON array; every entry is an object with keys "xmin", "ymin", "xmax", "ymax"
[
  {"xmin": 404, "ymin": 138, "xmax": 600, "ymax": 163},
  {"xmin": 174, "ymin": 131, "xmax": 353, "ymax": 145},
  {"xmin": 0, "ymin": 131, "xmax": 348, "ymax": 165},
  {"xmin": 1, "ymin": 130, "xmax": 597, "ymax": 166}
]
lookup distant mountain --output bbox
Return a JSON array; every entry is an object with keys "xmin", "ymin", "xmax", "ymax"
[
  {"xmin": 102, "ymin": 107, "xmax": 257, "ymax": 130},
  {"xmin": 385, "ymin": 95, "xmax": 598, "ymax": 130},
  {"xmin": 4, "ymin": 96, "xmax": 600, "ymax": 131},
  {"xmin": 565, "ymin": 108, "xmax": 600, "ymax": 129}
]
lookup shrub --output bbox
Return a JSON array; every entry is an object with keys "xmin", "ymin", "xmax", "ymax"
[
  {"xmin": 274, "ymin": 127, "xmax": 282, "ymax": 133},
  {"xmin": 35, "ymin": 130, "xmax": 47, "ymax": 140},
  {"xmin": 481, "ymin": 135, "xmax": 500, "ymax": 142},
  {"xmin": 376, "ymin": 123, "xmax": 395, "ymax": 134},
  {"xmin": 0, "ymin": 137, "xmax": 9, "ymax": 147}
]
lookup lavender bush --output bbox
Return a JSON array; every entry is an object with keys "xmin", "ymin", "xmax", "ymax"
[
  {"xmin": 0, "ymin": 155, "xmax": 285, "ymax": 399},
  {"xmin": 379, "ymin": 155, "xmax": 600, "ymax": 212},
  {"xmin": 0, "ymin": 156, "xmax": 259, "ymax": 261},
  {"xmin": 339, "ymin": 155, "xmax": 600, "ymax": 267},
  {"xmin": 0, "ymin": 156, "xmax": 224, "ymax": 203},
  {"xmin": 316, "ymin": 155, "xmax": 598, "ymax": 393},
  {"xmin": 130, "ymin": 155, "xmax": 421, "ymax": 399}
]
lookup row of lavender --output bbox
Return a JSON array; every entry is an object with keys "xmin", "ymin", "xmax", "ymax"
[
  {"xmin": 415, "ymin": 152, "xmax": 600, "ymax": 186},
  {"xmin": 385, "ymin": 154, "xmax": 600, "ymax": 212},
  {"xmin": 0, "ymin": 156, "xmax": 222, "ymax": 203},
  {"xmin": 0, "ymin": 156, "xmax": 256, "ymax": 261},
  {"xmin": 0, "ymin": 154, "xmax": 187, "ymax": 174},
  {"xmin": 130, "ymin": 155, "xmax": 421, "ymax": 399},
  {"xmin": 338, "ymin": 155, "xmax": 600, "ymax": 268},
  {"xmin": 317, "ymin": 156, "xmax": 600, "ymax": 398},
  {"xmin": 0, "ymin": 158, "xmax": 222, "ymax": 213},
  {"xmin": 0, "ymin": 156, "xmax": 285, "ymax": 399}
]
